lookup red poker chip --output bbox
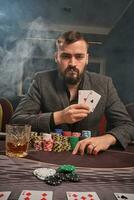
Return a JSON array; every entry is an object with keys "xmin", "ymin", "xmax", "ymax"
[
  {"xmin": 71, "ymin": 132, "xmax": 81, "ymax": 137},
  {"xmin": 63, "ymin": 131, "xmax": 72, "ymax": 137}
]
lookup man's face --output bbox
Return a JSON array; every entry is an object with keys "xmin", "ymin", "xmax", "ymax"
[{"xmin": 55, "ymin": 40, "xmax": 89, "ymax": 85}]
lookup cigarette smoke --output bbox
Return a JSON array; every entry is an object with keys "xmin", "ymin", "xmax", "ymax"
[{"xmin": 0, "ymin": 17, "xmax": 56, "ymax": 99}]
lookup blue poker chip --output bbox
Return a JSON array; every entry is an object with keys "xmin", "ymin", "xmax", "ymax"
[{"xmin": 54, "ymin": 128, "xmax": 63, "ymax": 135}]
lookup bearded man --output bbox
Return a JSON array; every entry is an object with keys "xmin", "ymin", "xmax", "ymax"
[{"xmin": 11, "ymin": 31, "xmax": 134, "ymax": 155}]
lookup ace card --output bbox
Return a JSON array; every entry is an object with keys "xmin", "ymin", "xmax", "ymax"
[
  {"xmin": 78, "ymin": 90, "xmax": 101, "ymax": 112},
  {"xmin": 114, "ymin": 193, "xmax": 134, "ymax": 200}
]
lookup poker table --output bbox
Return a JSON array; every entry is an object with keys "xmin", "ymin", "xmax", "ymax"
[{"xmin": 0, "ymin": 139, "xmax": 134, "ymax": 200}]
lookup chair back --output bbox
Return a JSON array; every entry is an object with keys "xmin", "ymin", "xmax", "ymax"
[
  {"xmin": 0, "ymin": 104, "xmax": 3, "ymax": 131},
  {"xmin": 126, "ymin": 103, "xmax": 134, "ymax": 122},
  {"xmin": 98, "ymin": 115, "xmax": 107, "ymax": 135},
  {"xmin": 0, "ymin": 98, "xmax": 14, "ymax": 132}
]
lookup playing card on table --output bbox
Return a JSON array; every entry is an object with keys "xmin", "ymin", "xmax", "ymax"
[
  {"xmin": 18, "ymin": 190, "xmax": 53, "ymax": 200},
  {"xmin": 66, "ymin": 191, "xmax": 100, "ymax": 200},
  {"xmin": 78, "ymin": 90, "xmax": 101, "ymax": 112},
  {"xmin": 114, "ymin": 193, "xmax": 134, "ymax": 200},
  {"xmin": 0, "ymin": 191, "xmax": 11, "ymax": 200}
]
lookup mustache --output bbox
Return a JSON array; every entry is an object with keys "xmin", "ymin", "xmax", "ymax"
[{"xmin": 65, "ymin": 65, "xmax": 79, "ymax": 73}]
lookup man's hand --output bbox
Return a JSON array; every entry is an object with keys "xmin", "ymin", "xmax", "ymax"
[
  {"xmin": 54, "ymin": 103, "xmax": 90, "ymax": 125},
  {"xmin": 72, "ymin": 134, "xmax": 117, "ymax": 155}
]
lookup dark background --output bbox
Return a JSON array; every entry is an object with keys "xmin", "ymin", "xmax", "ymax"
[{"xmin": 0, "ymin": 0, "xmax": 134, "ymax": 106}]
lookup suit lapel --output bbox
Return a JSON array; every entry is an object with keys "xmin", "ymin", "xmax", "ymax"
[{"xmin": 82, "ymin": 71, "xmax": 92, "ymax": 90}]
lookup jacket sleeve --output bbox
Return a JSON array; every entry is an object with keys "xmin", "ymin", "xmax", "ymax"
[
  {"xmin": 11, "ymin": 74, "xmax": 52, "ymax": 132},
  {"xmin": 105, "ymin": 78, "xmax": 134, "ymax": 149}
]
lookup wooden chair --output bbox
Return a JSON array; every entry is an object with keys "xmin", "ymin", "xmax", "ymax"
[
  {"xmin": 98, "ymin": 115, "xmax": 107, "ymax": 135},
  {"xmin": 0, "ymin": 98, "xmax": 14, "ymax": 132},
  {"xmin": 0, "ymin": 104, "xmax": 3, "ymax": 131},
  {"xmin": 126, "ymin": 102, "xmax": 134, "ymax": 122}
]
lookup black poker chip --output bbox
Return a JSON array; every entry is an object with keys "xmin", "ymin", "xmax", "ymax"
[
  {"xmin": 56, "ymin": 172, "xmax": 69, "ymax": 181},
  {"xmin": 45, "ymin": 175, "xmax": 62, "ymax": 186},
  {"xmin": 67, "ymin": 173, "xmax": 80, "ymax": 182},
  {"xmin": 42, "ymin": 165, "xmax": 80, "ymax": 186}
]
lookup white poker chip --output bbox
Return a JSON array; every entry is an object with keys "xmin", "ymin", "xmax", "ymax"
[{"xmin": 33, "ymin": 168, "xmax": 56, "ymax": 180}]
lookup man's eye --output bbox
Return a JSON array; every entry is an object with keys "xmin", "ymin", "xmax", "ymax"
[
  {"xmin": 60, "ymin": 53, "xmax": 71, "ymax": 59},
  {"xmin": 75, "ymin": 54, "xmax": 85, "ymax": 60}
]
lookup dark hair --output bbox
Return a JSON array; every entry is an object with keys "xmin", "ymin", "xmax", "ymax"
[{"xmin": 56, "ymin": 31, "xmax": 89, "ymax": 50}]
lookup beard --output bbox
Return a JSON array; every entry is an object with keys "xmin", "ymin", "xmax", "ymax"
[{"xmin": 61, "ymin": 65, "xmax": 85, "ymax": 85}]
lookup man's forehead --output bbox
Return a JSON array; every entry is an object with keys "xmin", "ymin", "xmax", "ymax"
[
  {"xmin": 58, "ymin": 46, "xmax": 87, "ymax": 55},
  {"xmin": 58, "ymin": 40, "xmax": 87, "ymax": 50},
  {"xmin": 60, "ymin": 52, "xmax": 86, "ymax": 55}
]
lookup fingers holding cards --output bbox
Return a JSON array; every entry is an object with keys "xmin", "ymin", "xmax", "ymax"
[{"xmin": 78, "ymin": 90, "xmax": 101, "ymax": 112}]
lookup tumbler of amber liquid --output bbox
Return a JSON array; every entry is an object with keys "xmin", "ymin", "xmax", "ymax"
[{"xmin": 6, "ymin": 124, "xmax": 31, "ymax": 158}]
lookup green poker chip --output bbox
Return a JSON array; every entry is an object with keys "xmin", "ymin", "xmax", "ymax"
[
  {"xmin": 56, "ymin": 165, "xmax": 76, "ymax": 173},
  {"xmin": 69, "ymin": 136, "xmax": 79, "ymax": 150}
]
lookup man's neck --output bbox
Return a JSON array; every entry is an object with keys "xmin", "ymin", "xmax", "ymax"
[{"xmin": 67, "ymin": 83, "xmax": 79, "ymax": 101}]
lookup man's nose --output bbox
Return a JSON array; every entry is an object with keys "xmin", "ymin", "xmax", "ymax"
[{"xmin": 69, "ymin": 56, "xmax": 77, "ymax": 65}]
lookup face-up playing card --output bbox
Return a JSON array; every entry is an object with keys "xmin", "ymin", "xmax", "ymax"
[
  {"xmin": 0, "ymin": 191, "xmax": 11, "ymax": 200},
  {"xmin": 114, "ymin": 193, "xmax": 134, "ymax": 200},
  {"xmin": 18, "ymin": 190, "xmax": 53, "ymax": 200},
  {"xmin": 78, "ymin": 90, "xmax": 101, "ymax": 112},
  {"xmin": 66, "ymin": 191, "xmax": 100, "ymax": 200}
]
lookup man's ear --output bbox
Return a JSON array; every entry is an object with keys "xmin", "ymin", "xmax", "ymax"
[
  {"xmin": 86, "ymin": 53, "xmax": 89, "ymax": 65},
  {"xmin": 54, "ymin": 52, "xmax": 58, "ymax": 63}
]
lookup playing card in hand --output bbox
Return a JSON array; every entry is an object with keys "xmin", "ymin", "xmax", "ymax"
[
  {"xmin": 18, "ymin": 190, "xmax": 53, "ymax": 200},
  {"xmin": 0, "ymin": 191, "xmax": 11, "ymax": 200},
  {"xmin": 114, "ymin": 193, "xmax": 134, "ymax": 200},
  {"xmin": 78, "ymin": 90, "xmax": 101, "ymax": 112},
  {"xmin": 66, "ymin": 191, "xmax": 100, "ymax": 200}
]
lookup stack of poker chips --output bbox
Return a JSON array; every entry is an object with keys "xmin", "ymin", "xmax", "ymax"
[
  {"xmin": 80, "ymin": 130, "xmax": 92, "ymax": 140},
  {"xmin": 52, "ymin": 133, "xmax": 71, "ymax": 152},
  {"xmin": 54, "ymin": 128, "xmax": 63, "ymax": 135},
  {"xmin": 45, "ymin": 165, "xmax": 80, "ymax": 186},
  {"xmin": 52, "ymin": 133, "xmax": 63, "ymax": 152},
  {"xmin": 33, "ymin": 165, "xmax": 80, "ymax": 186},
  {"xmin": 63, "ymin": 131, "xmax": 72, "ymax": 137},
  {"xmin": 42, "ymin": 133, "xmax": 53, "ymax": 151},
  {"xmin": 34, "ymin": 135, "xmax": 43, "ymax": 151},
  {"xmin": 30, "ymin": 132, "xmax": 38, "ymax": 147},
  {"xmin": 30, "ymin": 132, "xmax": 54, "ymax": 151},
  {"xmin": 69, "ymin": 136, "xmax": 79, "ymax": 150},
  {"xmin": 69, "ymin": 132, "xmax": 81, "ymax": 150},
  {"xmin": 30, "ymin": 132, "xmax": 43, "ymax": 151},
  {"xmin": 72, "ymin": 132, "xmax": 81, "ymax": 137},
  {"xmin": 61, "ymin": 136, "xmax": 71, "ymax": 151}
]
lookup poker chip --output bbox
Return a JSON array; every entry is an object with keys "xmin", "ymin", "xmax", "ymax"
[
  {"xmin": 63, "ymin": 131, "xmax": 72, "ymax": 137},
  {"xmin": 69, "ymin": 136, "xmax": 79, "ymax": 150},
  {"xmin": 45, "ymin": 172, "xmax": 80, "ymax": 185},
  {"xmin": 54, "ymin": 128, "xmax": 63, "ymax": 135},
  {"xmin": 71, "ymin": 132, "xmax": 81, "ymax": 137},
  {"xmin": 82, "ymin": 130, "xmax": 92, "ymax": 138},
  {"xmin": 33, "ymin": 168, "xmax": 56, "ymax": 180},
  {"xmin": 34, "ymin": 165, "xmax": 80, "ymax": 186},
  {"xmin": 45, "ymin": 175, "xmax": 62, "ymax": 186},
  {"xmin": 56, "ymin": 165, "xmax": 76, "ymax": 173},
  {"xmin": 55, "ymin": 172, "xmax": 69, "ymax": 181},
  {"xmin": 67, "ymin": 173, "xmax": 80, "ymax": 182}
]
